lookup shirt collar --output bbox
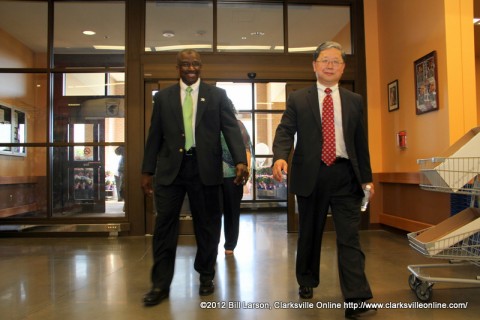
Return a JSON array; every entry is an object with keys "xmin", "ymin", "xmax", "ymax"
[
  {"xmin": 180, "ymin": 78, "xmax": 200, "ymax": 92},
  {"xmin": 316, "ymin": 82, "xmax": 338, "ymax": 93}
]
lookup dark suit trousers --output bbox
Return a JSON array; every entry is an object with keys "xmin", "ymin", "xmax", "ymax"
[
  {"xmin": 151, "ymin": 153, "xmax": 222, "ymax": 289},
  {"xmin": 295, "ymin": 160, "xmax": 373, "ymax": 301},
  {"xmin": 221, "ymin": 177, "xmax": 243, "ymax": 250}
]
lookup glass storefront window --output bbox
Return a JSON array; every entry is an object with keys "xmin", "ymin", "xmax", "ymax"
[
  {"xmin": 0, "ymin": 0, "xmax": 359, "ymax": 225},
  {"xmin": 0, "ymin": 73, "xmax": 48, "ymax": 146},
  {"xmin": 288, "ymin": 4, "xmax": 351, "ymax": 54},
  {"xmin": 0, "ymin": 72, "xmax": 48, "ymax": 220},
  {"xmin": 255, "ymin": 113, "xmax": 283, "ymax": 156},
  {"xmin": 52, "ymin": 146, "xmax": 125, "ymax": 218},
  {"xmin": 216, "ymin": 82, "xmax": 253, "ymax": 111},
  {"xmin": 255, "ymin": 83, "xmax": 286, "ymax": 110},
  {"xmin": 108, "ymin": 73, "xmax": 125, "ymax": 96},
  {"xmin": 237, "ymin": 113, "xmax": 253, "ymax": 201},
  {"xmin": 145, "ymin": 1, "xmax": 352, "ymax": 54},
  {"xmin": 65, "ymin": 74, "xmax": 108, "ymax": 96},
  {"xmin": 145, "ymin": 1, "xmax": 213, "ymax": 52},
  {"xmin": 0, "ymin": 146, "xmax": 48, "ymax": 219},
  {"xmin": 50, "ymin": 70, "xmax": 126, "ymax": 218},
  {"xmin": 0, "ymin": 1, "xmax": 48, "ymax": 68},
  {"xmin": 53, "ymin": 1, "xmax": 125, "ymax": 67},
  {"xmin": 54, "ymin": 73, "xmax": 125, "ymax": 143},
  {"xmin": 218, "ymin": 2, "xmax": 283, "ymax": 53},
  {"xmin": 64, "ymin": 73, "xmax": 125, "ymax": 97},
  {"xmin": 216, "ymin": 81, "xmax": 286, "ymax": 203},
  {"xmin": 255, "ymin": 158, "xmax": 287, "ymax": 201},
  {"xmin": 0, "ymin": 106, "xmax": 26, "ymax": 155}
]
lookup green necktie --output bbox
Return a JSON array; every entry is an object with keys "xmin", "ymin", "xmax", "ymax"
[{"xmin": 183, "ymin": 86, "xmax": 194, "ymax": 150}]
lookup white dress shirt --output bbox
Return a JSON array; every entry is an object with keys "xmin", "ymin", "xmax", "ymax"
[
  {"xmin": 180, "ymin": 79, "xmax": 200, "ymax": 147},
  {"xmin": 317, "ymin": 83, "xmax": 348, "ymax": 159}
]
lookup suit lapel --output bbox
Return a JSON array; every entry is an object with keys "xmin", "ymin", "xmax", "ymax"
[
  {"xmin": 195, "ymin": 82, "xmax": 210, "ymax": 127},
  {"xmin": 170, "ymin": 84, "xmax": 184, "ymax": 130},
  {"xmin": 339, "ymin": 88, "xmax": 352, "ymax": 137},
  {"xmin": 306, "ymin": 85, "xmax": 322, "ymax": 132}
]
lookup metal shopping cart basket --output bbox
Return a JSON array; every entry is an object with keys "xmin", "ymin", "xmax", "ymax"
[{"xmin": 407, "ymin": 157, "xmax": 480, "ymax": 302}]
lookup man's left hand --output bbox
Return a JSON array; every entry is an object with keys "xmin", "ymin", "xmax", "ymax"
[{"xmin": 362, "ymin": 183, "xmax": 375, "ymax": 200}]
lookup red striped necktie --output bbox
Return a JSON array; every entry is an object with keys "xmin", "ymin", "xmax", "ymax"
[{"xmin": 321, "ymin": 88, "xmax": 336, "ymax": 166}]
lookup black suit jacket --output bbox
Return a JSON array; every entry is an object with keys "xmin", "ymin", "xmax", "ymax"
[
  {"xmin": 273, "ymin": 85, "xmax": 372, "ymax": 197},
  {"xmin": 142, "ymin": 81, "xmax": 247, "ymax": 186}
]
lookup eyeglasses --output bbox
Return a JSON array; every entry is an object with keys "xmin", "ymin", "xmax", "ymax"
[
  {"xmin": 315, "ymin": 59, "xmax": 344, "ymax": 67},
  {"xmin": 178, "ymin": 61, "xmax": 202, "ymax": 69}
]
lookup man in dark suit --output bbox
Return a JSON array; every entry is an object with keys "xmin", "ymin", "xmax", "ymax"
[
  {"xmin": 272, "ymin": 41, "xmax": 376, "ymax": 318},
  {"xmin": 141, "ymin": 49, "xmax": 249, "ymax": 306}
]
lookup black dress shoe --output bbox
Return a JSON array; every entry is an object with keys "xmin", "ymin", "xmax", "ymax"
[
  {"xmin": 344, "ymin": 300, "xmax": 377, "ymax": 318},
  {"xmin": 298, "ymin": 286, "xmax": 313, "ymax": 299},
  {"xmin": 143, "ymin": 288, "xmax": 169, "ymax": 306},
  {"xmin": 199, "ymin": 280, "xmax": 214, "ymax": 296}
]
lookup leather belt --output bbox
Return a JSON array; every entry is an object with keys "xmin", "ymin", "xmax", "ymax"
[
  {"xmin": 185, "ymin": 148, "xmax": 196, "ymax": 156},
  {"xmin": 321, "ymin": 157, "xmax": 349, "ymax": 166}
]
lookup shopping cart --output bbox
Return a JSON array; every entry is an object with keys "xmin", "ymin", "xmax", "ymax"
[{"xmin": 407, "ymin": 157, "xmax": 480, "ymax": 302}]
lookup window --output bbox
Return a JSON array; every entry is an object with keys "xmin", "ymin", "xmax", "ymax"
[
  {"xmin": 217, "ymin": 2, "xmax": 283, "ymax": 53},
  {"xmin": 288, "ymin": 4, "xmax": 352, "ymax": 53},
  {"xmin": 145, "ymin": 1, "xmax": 213, "ymax": 52},
  {"xmin": 0, "ymin": 1, "xmax": 48, "ymax": 68},
  {"xmin": 217, "ymin": 82, "xmax": 287, "ymax": 201},
  {"xmin": 54, "ymin": 1, "xmax": 125, "ymax": 67},
  {"xmin": 56, "ymin": 72, "xmax": 125, "ymax": 142},
  {"xmin": 51, "ymin": 71, "xmax": 125, "ymax": 217},
  {"xmin": 0, "ymin": 104, "xmax": 26, "ymax": 156},
  {"xmin": 145, "ymin": 1, "xmax": 352, "ymax": 54}
]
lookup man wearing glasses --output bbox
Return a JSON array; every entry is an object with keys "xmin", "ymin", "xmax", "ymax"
[
  {"xmin": 141, "ymin": 49, "xmax": 249, "ymax": 306},
  {"xmin": 272, "ymin": 41, "xmax": 376, "ymax": 318}
]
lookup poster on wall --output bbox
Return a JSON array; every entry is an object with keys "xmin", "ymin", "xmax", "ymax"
[{"xmin": 414, "ymin": 51, "xmax": 439, "ymax": 115}]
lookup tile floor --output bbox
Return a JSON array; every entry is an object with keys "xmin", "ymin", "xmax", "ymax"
[{"xmin": 1, "ymin": 212, "xmax": 479, "ymax": 320}]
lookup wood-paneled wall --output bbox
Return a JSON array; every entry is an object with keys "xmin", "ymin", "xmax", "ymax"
[
  {"xmin": 374, "ymin": 172, "xmax": 451, "ymax": 232},
  {"xmin": 0, "ymin": 176, "xmax": 45, "ymax": 218}
]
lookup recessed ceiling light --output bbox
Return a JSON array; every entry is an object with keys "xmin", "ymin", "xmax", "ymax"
[
  {"xmin": 250, "ymin": 31, "xmax": 265, "ymax": 36},
  {"xmin": 83, "ymin": 30, "xmax": 96, "ymax": 36},
  {"xmin": 288, "ymin": 46, "xmax": 317, "ymax": 52},
  {"xmin": 162, "ymin": 31, "xmax": 175, "ymax": 38},
  {"xmin": 154, "ymin": 44, "xmax": 212, "ymax": 51},
  {"xmin": 217, "ymin": 45, "xmax": 271, "ymax": 51},
  {"xmin": 93, "ymin": 45, "xmax": 125, "ymax": 50}
]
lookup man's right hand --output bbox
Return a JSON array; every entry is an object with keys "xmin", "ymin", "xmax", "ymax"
[
  {"xmin": 141, "ymin": 174, "xmax": 154, "ymax": 197},
  {"xmin": 272, "ymin": 159, "xmax": 288, "ymax": 182}
]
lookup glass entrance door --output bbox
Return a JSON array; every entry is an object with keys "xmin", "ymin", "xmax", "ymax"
[
  {"xmin": 69, "ymin": 123, "xmax": 105, "ymax": 213},
  {"xmin": 52, "ymin": 121, "xmax": 106, "ymax": 216},
  {"xmin": 51, "ymin": 72, "xmax": 125, "ymax": 219}
]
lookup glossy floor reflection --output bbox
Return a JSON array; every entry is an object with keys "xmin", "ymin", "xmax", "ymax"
[{"xmin": 1, "ymin": 212, "xmax": 479, "ymax": 320}]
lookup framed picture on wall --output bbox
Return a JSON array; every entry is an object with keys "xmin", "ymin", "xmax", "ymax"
[
  {"xmin": 388, "ymin": 80, "xmax": 399, "ymax": 112},
  {"xmin": 414, "ymin": 51, "xmax": 439, "ymax": 115}
]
